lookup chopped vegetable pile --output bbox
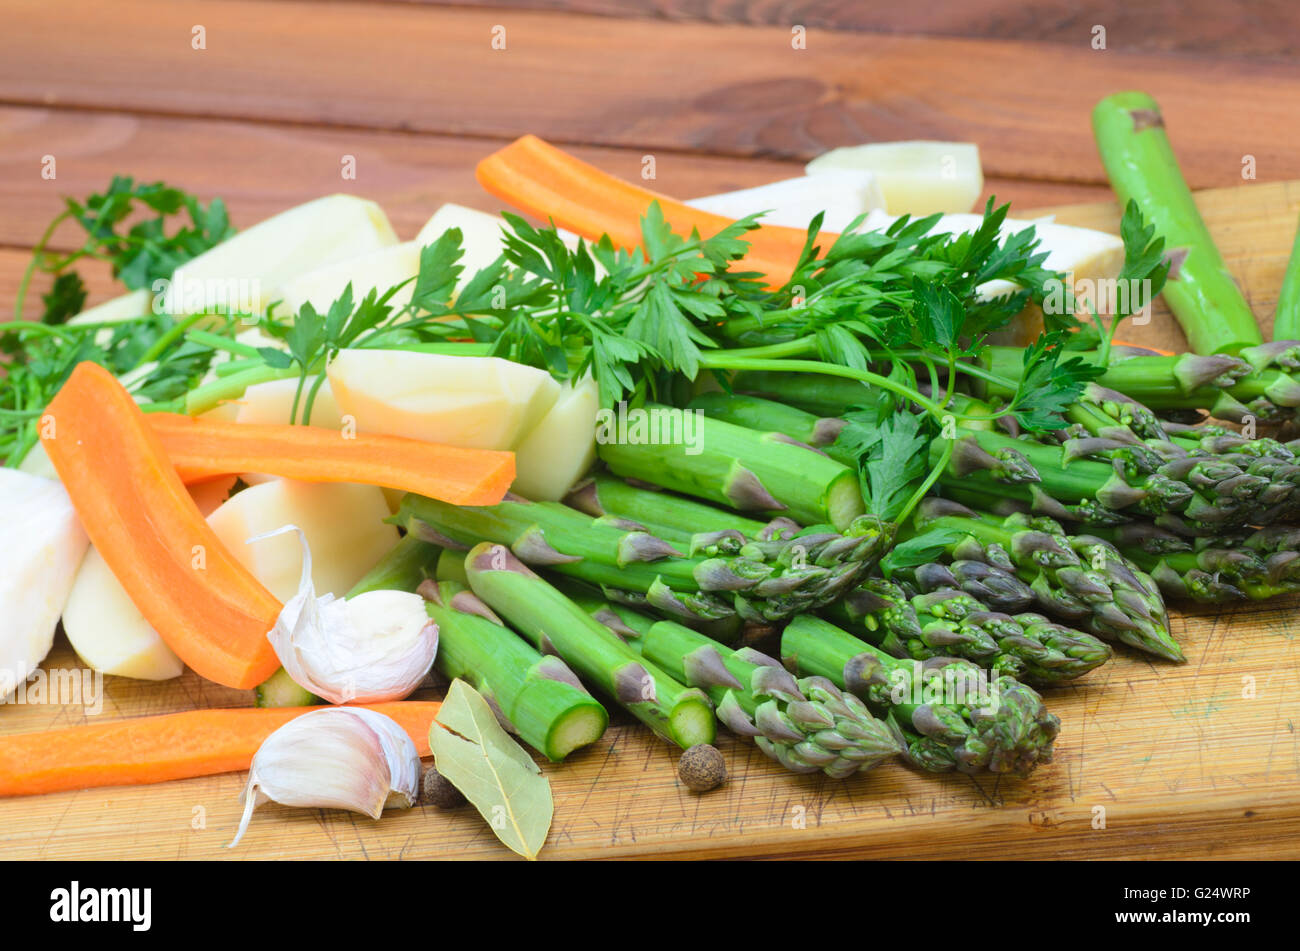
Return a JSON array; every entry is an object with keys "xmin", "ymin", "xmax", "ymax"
[{"xmin": 3, "ymin": 90, "xmax": 1300, "ymax": 859}]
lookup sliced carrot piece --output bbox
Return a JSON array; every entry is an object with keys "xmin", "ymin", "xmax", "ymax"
[
  {"xmin": 41, "ymin": 362, "xmax": 282, "ymax": 690},
  {"xmin": 476, "ymin": 134, "xmax": 823, "ymax": 288},
  {"xmin": 0, "ymin": 702, "xmax": 441, "ymax": 797},
  {"xmin": 148, "ymin": 413, "xmax": 515, "ymax": 506}
]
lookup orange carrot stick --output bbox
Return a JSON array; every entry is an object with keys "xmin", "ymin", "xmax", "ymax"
[
  {"xmin": 0, "ymin": 702, "xmax": 441, "ymax": 797},
  {"xmin": 476, "ymin": 134, "xmax": 824, "ymax": 288},
  {"xmin": 41, "ymin": 362, "xmax": 282, "ymax": 690},
  {"xmin": 148, "ymin": 413, "xmax": 515, "ymax": 506}
]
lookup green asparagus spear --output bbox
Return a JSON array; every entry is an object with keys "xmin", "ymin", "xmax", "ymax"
[
  {"xmin": 595, "ymin": 402, "xmax": 866, "ymax": 529},
  {"xmin": 781, "ymin": 615, "xmax": 1060, "ymax": 777},
  {"xmin": 980, "ymin": 344, "xmax": 1300, "ymax": 424},
  {"xmin": 463, "ymin": 542, "xmax": 716, "ymax": 750},
  {"xmin": 570, "ymin": 592, "xmax": 902, "ymax": 778},
  {"xmin": 830, "ymin": 572, "xmax": 1111, "ymax": 685},
  {"xmin": 1274, "ymin": 215, "xmax": 1300, "ymax": 342},
  {"xmin": 688, "ymin": 392, "xmax": 849, "ymax": 454},
  {"xmin": 398, "ymin": 493, "xmax": 883, "ymax": 625},
  {"xmin": 567, "ymin": 472, "xmax": 888, "ymax": 569},
  {"xmin": 729, "ymin": 369, "xmax": 889, "ymax": 418},
  {"xmin": 911, "ymin": 498, "xmax": 1183, "ymax": 661},
  {"xmin": 1093, "ymin": 91, "xmax": 1262, "ymax": 355},
  {"xmin": 418, "ymin": 577, "xmax": 607, "ymax": 761}
]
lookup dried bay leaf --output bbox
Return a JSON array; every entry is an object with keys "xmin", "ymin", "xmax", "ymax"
[{"xmin": 429, "ymin": 678, "xmax": 553, "ymax": 860}]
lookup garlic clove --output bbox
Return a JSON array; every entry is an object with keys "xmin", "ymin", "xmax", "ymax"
[
  {"xmin": 229, "ymin": 706, "xmax": 420, "ymax": 847},
  {"xmin": 347, "ymin": 707, "xmax": 423, "ymax": 810},
  {"xmin": 251, "ymin": 525, "xmax": 439, "ymax": 705}
]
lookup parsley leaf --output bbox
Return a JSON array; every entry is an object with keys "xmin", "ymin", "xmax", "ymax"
[
  {"xmin": 1008, "ymin": 333, "xmax": 1104, "ymax": 431},
  {"xmin": 880, "ymin": 527, "xmax": 968, "ymax": 576}
]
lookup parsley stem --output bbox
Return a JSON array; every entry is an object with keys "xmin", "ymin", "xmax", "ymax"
[
  {"xmin": 378, "ymin": 341, "xmax": 495, "ymax": 357},
  {"xmin": 5, "ymin": 424, "xmax": 38, "ymax": 469},
  {"xmin": 696, "ymin": 356, "xmax": 947, "ymax": 419},
  {"xmin": 301, "ymin": 371, "xmax": 330, "ymax": 426},
  {"xmin": 894, "ymin": 433, "xmax": 955, "ymax": 527},
  {"xmin": 0, "ymin": 321, "xmax": 93, "ymax": 341},
  {"xmin": 184, "ymin": 364, "xmax": 299, "ymax": 416},
  {"xmin": 13, "ymin": 210, "xmax": 72, "ymax": 323},
  {"xmin": 134, "ymin": 312, "xmax": 212, "ymax": 369},
  {"xmin": 719, "ymin": 337, "xmax": 816, "ymax": 360},
  {"xmin": 899, "ymin": 352, "xmax": 1020, "ymax": 393},
  {"xmin": 213, "ymin": 357, "xmax": 266, "ymax": 377},
  {"xmin": 186, "ymin": 329, "xmax": 264, "ymax": 358}
]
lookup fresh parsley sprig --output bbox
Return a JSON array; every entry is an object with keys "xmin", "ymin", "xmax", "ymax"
[
  {"xmin": 4, "ymin": 178, "xmax": 235, "ymax": 465},
  {"xmin": 14, "ymin": 176, "xmax": 233, "ymax": 325}
]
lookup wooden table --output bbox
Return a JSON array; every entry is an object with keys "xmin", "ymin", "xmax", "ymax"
[{"xmin": 2, "ymin": 0, "xmax": 1299, "ymax": 860}]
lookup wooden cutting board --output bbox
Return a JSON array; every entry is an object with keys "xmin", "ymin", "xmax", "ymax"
[{"xmin": 3, "ymin": 181, "xmax": 1300, "ymax": 861}]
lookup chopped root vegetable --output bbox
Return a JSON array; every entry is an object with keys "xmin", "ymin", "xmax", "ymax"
[
  {"xmin": 326, "ymin": 348, "xmax": 559, "ymax": 452},
  {"xmin": 148, "ymin": 412, "xmax": 515, "ymax": 506},
  {"xmin": 0, "ymin": 469, "xmax": 88, "ymax": 698},
  {"xmin": 806, "ymin": 141, "xmax": 984, "ymax": 216},
  {"xmin": 40, "ymin": 362, "xmax": 283, "ymax": 690},
  {"xmin": 232, "ymin": 378, "xmax": 344, "ymax": 429},
  {"xmin": 165, "ymin": 194, "xmax": 398, "ymax": 315},
  {"xmin": 61, "ymin": 546, "xmax": 186, "ymax": 682},
  {"xmin": 0, "ymin": 702, "xmax": 440, "ymax": 797},
  {"xmin": 686, "ymin": 171, "xmax": 885, "ymax": 233},
  {"xmin": 511, "ymin": 375, "xmax": 600, "ymax": 501},
  {"xmin": 206, "ymin": 480, "xmax": 398, "ymax": 603},
  {"xmin": 278, "ymin": 241, "xmax": 421, "ymax": 317},
  {"xmin": 476, "ymin": 134, "xmax": 815, "ymax": 288}
]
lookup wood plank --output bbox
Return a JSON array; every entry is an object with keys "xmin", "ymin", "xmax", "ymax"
[
  {"xmin": 0, "ymin": 107, "xmax": 1107, "ymax": 259},
  {"xmin": 0, "ymin": 598, "xmax": 1296, "ymax": 860},
  {"xmin": 3, "ymin": 0, "xmax": 1298, "ymax": 188},
  {"xmin": 369, "ymin": 0, "xmax": 1300, "ymax": 58},
  {"xmin": 2, "ymin": 181, "xmax": 1299, "ymax": 860}
]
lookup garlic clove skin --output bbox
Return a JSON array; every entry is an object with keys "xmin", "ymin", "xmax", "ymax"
[
  {"xmin": 252, "ymin": 525, "xmax": 439, "ymax": 705},
  {"xmin": 229, "ymin": 706, "xmax": 420, "ymax": 848},
  {"xmin": 346, "ymin": 707, "xmax": 423, "ymax": 810}
]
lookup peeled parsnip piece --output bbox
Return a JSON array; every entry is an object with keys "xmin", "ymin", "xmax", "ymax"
[
  {"xmin": 206, "ymin": 479, "xmax": 398, "ymax": 602},
  {"xmin": 165, "ymin": 195, "xmax": 398, "ymax": 316},
  {"xmin": 234, "ymin": 378, "xmax": 345, "ymax": 429},
  {"xmin": 808, "ymin": 141, "xmax": 983, "ymax": 215},
  {"xmin": 62, "ymin": 546, "xmax": 185, "ymax": 681},
  {"xmin": 327, "ymin": 348, "xmax": 561, "ymax": 451},
  {"xmin": 277, "ymin": 241, "xmax": 421, "ymax": 317},
  {"xmin": 686, "ymin": 171, "xmax": 886, "ymax": 233},
  {"xmin": 415, "ymin": 204, "xmax": 512, "ymax": 282},
  {"xmin": 417, "ymin": 203, "xmax": 589, "ymax": 290},
  {"xmin": 512, "ymin": 376, "xmax": 600, "ymax": 501},
  {"xmin": 67, "ymin": 288, "xmax": 153, "ymax": 326},
  {"xmin": 17, "ymin": 440, "xmax": 58, "ymax": 480},
  {"xmin": 0, "ymin": 470, "xmax": 88, "ymax": 699}
]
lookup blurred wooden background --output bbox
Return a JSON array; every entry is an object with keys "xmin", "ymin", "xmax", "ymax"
[{"xmin": 2, "ymin": 0, "xmax": 1298, "ymax": 309}]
